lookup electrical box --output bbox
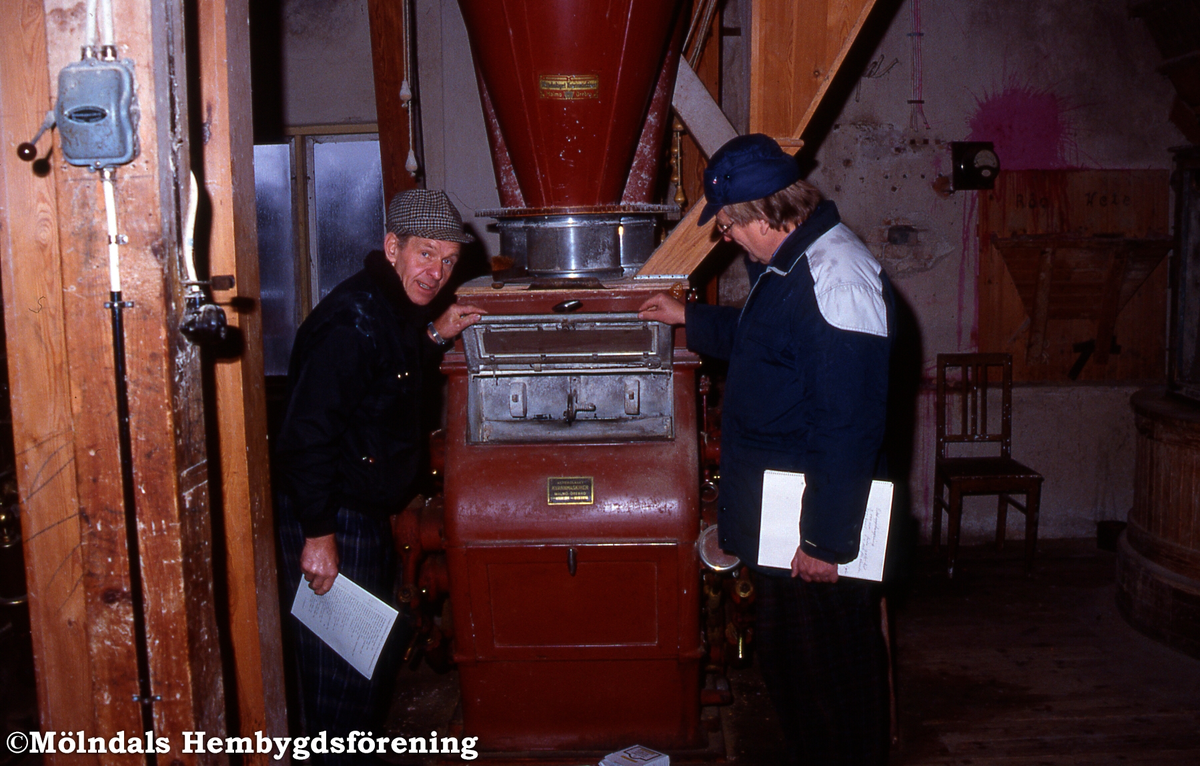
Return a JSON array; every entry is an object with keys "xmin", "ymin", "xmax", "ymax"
[
  {"xmin": 951, "ymin": 141, "xmax": 999, "ymax": 191},
  {"xmin": 55, "ymin": 57, "xmax": 139, "ymax": 169}
]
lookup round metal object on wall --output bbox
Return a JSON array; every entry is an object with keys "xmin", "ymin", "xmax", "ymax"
[{"xmin": 699, "ymin": 524, "xmax": 740, "ymax": 571}]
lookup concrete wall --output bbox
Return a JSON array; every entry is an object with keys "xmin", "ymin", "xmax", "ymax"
[
  {"xmin": 413, "ymin": 0, "xmax": 502, "ymax": 253},
  {"xmin": 275, "ymin": 0, "xmax": 1185, "ymax": 544},
  {"xmin": 280, "ymin": 0, "xmax": 377, "ymax": 126}
]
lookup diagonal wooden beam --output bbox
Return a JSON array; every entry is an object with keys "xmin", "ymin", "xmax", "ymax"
[{"xmin": 639, "ymin": 0, "xmax": 881, "ymax": 278}]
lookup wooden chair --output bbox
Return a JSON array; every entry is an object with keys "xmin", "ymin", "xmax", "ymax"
[{"xmin": 932, "ymin": 353, "xmax": 1043, "ymax": 577}]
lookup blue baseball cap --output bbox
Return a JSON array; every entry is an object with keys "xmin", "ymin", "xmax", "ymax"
[{"xmin": 698, "ymin": 134, "xmax": 802, "ymax": 224}]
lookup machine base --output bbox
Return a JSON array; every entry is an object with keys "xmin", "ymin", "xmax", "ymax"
[{"xmin": 457, "ymin": 658, "xmax": 704, "ymax": 752}]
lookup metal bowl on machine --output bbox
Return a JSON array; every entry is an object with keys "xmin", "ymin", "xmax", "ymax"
[
  {"xmin": 524, "ymin": 213, "xmax": 624, "ymax": 278},
  {"xmin": 699, "ymin": 524, "xmax": 740, "ymax": 572}
]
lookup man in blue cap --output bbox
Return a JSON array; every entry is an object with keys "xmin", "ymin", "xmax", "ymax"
[{"xmin": 639, "ymin": 134, "xmax": 893, "ymax": 765}]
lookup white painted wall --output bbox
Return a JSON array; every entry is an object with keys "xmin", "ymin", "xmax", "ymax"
[
  {"xmin": 413, "ymin": 0, "xmax": 501, "ymax": 254},
  {"xmin": 802, "ymin": 0, "xmax": 1182, "ymax": 543}
]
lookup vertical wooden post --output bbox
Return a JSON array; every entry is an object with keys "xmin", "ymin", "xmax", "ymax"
[
  {"xmin": 368, "ymin": 0, "xmax": 420, "ymax": 201},
  {"xmin": 36, "ymin": 0, "xmax": 227, "ymax": 761},
  {"xmin": 195, "ymin": 0, "xmax": 290, "ymax": 755},
  {"xmin": 0, "ymin": 4, "xmax": 96, "ymax": 763}
]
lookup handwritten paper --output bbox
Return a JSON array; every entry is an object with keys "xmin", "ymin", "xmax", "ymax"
[
  {"xmin": 758, "ymin": 470, "xmax": 893, "ymax": 581},
  {"xmin": 291, "ymin": 574, "xmax": 399, "ymax": 679}
]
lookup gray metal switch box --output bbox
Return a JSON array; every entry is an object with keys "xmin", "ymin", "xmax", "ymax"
[{"xmin": 55, "ymin": 57, "xmax": 138, "ymax": 168}]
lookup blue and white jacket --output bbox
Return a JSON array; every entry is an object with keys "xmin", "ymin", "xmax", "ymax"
[{"xmin": 686, "ymin": 201, "xmax": 894, "ymax": 574}]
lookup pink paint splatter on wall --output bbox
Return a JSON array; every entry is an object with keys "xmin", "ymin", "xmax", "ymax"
[{"xmin": 967, "ymin": 80, "xmax": 1079, "ymax": 170}]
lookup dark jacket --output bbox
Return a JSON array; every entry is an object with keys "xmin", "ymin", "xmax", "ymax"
[
  {"xmin": 275, "ymin": 251, "xmax": 442, "ymax": 538},
  {"xmin": 686, "ymin": 201, "xmax": 894, "ymax": 573}
]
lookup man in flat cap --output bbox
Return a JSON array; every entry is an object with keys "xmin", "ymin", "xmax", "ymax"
[
  {"xmin": 640, "ymin": 134, "xmax": 893, "ymax": 765},
  {"xmin": 275, "ymin": 189, "xmax": 484, "ymax": 754}
]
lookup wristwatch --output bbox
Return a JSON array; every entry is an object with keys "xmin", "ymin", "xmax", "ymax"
[{"xmin": 427, "ymin": 322, "xmax": 452, "ymax": 347}]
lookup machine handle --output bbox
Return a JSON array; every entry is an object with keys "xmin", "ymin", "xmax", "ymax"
[
  {"xmin": 567, "ymin": 547, "xmax": 577, "ymax": 576},
  {"xmin": 563, "ymin": 390, "xmax": 596, "ymax": 424}
]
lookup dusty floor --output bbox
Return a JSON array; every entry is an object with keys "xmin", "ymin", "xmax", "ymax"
[
  {"xmin": 379, "ymin": 539, "xmax": 1200, "ymax": 765},
  {"xmin": 3, "ymin": 539, "xmax": 1199, "ymax": 765}
]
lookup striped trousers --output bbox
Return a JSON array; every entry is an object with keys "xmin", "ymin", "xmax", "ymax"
[
  {"xmin": 278, "ymin": 498, "xmax": 402, "ymax": 764},
  {"xmin": 753, "ymin": 572, "xmax": 889, "ymax": 766}
]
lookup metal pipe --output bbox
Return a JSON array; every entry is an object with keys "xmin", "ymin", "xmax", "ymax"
[{"xmin": 101, "ymin": 168, "xmax": 158, "ymax": 759}]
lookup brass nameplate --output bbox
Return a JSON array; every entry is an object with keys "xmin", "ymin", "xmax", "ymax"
[
  {"xmin": 547, "ymin": 476, "xmax": 594, "ymax": 505},
  {"xmin": 539, "ymin": 74, "xmax": 599, "ymax": 100}
]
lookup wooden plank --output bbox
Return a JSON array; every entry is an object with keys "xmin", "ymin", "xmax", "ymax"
[
  {"xmin": 1092, "ymin": 246, "xmax": 1128, "ymax": 366},
  {"xmin": 195, "ymin": 0, "xmax": 289, "ymax": 754},
  {"xmin": 40, "ymin": 0, "xmax": 228, "ymax": 759},
  {"xmin": 639, "ymin": 203, "xmax": 718, "ymax": 276},
  {"xmin": 40, "ymin": 0, "xmax": 148, "ymax": 753},
  {"xmin": 0, "ymin": 4, "xmax": 96, "ymax": 762},
  {"xmin": 641, "ymin": 0, "xmax": 879, "ymax": 278},
  {"xmin": 368, "ymin": 0, "xmax": 419, "ymax": 202},
  {"xmin": 750, "ymin": 0, "xmax": 879, "ymax": 139},
  {"xmin": 672, "ymin": 62, "xmax": 737, "ymax": 161},
  {"xmin": 978, "ymin": 170, "xmax": 1171, "ymax": 382},
  {"xmin": 1028, "ymin": 246, "xmax": 1054, "ymax": 363},
  {"xmin": 108, "ymin": 1, "xmax": 227, "ymax": 757}
]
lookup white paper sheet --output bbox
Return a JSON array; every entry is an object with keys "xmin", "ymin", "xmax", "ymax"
[
  {"xmin": 291, "ymin": 574, "xmax": 399, "ymax": 679},
  {"xmin": 758, "ymin": 470, "xmax": 894, "ymax": 581}
]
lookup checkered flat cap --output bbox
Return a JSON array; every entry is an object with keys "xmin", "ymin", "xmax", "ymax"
[{"xmin": 386, "ymin": 189, "xmax": 474, "ymax": 244}]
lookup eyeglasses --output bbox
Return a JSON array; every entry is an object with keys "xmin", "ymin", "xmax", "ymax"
[{"xmin": 715, "ymin": 220, "xmax": 733, "ymax": 235}]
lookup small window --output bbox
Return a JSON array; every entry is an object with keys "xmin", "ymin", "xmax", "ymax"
[{"xmin": 253, "ymin": 130, "xmax": 384, "ymax": 376}]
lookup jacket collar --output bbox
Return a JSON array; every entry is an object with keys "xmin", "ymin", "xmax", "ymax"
[
  {"xmin": 364, "ymin": 250, "xmax": 433, "ymax": 324},
  {"xmin": 765, "ymin": 199, "xmax": 842, "ymax": 275}
]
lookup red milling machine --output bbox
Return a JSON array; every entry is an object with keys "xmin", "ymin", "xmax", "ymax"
[{"xmin": 393, "ymin": 0, "xmax": 740, "ymax": 753}]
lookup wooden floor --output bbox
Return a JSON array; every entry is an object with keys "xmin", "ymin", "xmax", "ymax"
[
  {"xmin": 884, "ymin": 539, "xmax": 1200, "ymax": 765},
  {"xmin": 726, "ymin": 539, "xmax": 1200, "ymax": 765},
  {"xmin": 4, "ymin": 540, "xmax": 1200, "ymax": 765},
  {"xmin": 383, "ymin": 539, "xmax": 1200, "ymax": 765}
]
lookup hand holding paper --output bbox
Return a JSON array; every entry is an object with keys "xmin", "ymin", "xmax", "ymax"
[
  {"xmin": 291, "ymin": 574, "xmax": 399, "ymax": 679},
  {"xmin": 758, "ymin": 470, "xmax": 894, "ymax": 581}
]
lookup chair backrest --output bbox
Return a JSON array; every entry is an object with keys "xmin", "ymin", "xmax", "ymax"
[{"xmin": 936, "ymin": 353, "xmax": 1013, "ymax": 461}]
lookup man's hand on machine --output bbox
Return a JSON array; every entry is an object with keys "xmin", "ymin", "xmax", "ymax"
[
  {"xmin": 431, "ymin": 303, "xmax": 487, "ymax": 343},
  {"xmin": 301, "ymin": 534, "xmax": 340, "ymax": 595},
  {"xmin": 637, "ymin": 293, "xmax": 686, "ymax": 326}
]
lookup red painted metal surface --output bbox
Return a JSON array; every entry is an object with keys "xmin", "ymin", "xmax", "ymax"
[
  {"xmin": 442, "ymin": 345, "xmax": 703, "ymax": 750},
  {"xmin": 458, "ymin": 0, "xmax": 683, "ymax": 208}
]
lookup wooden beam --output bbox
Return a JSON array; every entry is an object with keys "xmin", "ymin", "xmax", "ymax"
[
  {"xmin": 641, "ymin": 0, "xmax": 880, "ymax": 278},
  {"xmin": 672, "ymin": 62, "xmax": 737, "ymax": 169},
  {"xmin": 0, "ymin": 4, "xmax": 96, "ymax": 763},
  {"xmin": 40, "ymin": 0, "xmax": 227, "ymax": 760},
  {"xmin": 196, "ymin": 0, "xmax": 289, "ymax": 754},
  {"xmin": 750, "ymin": 0, "xmax": 879, "ymax": 138},
  {"xmin": 368, "ymin": 0, "xmax": 419, "ymax": 201}
]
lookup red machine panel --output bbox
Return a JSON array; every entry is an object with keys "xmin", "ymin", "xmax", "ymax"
[
  {"xmin": 456, "ymin": 658, "xmax": 700, "ymax": 751},
  {"xmin": 441, "ymin": 281, "xmax": 703, "ymax": 751},
  {"xmin": 464, "ymin": 544, "xmax": 678, "ymax": 657}
]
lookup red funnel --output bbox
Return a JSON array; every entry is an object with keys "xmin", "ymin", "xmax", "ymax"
[{"xmin": 459, "ymin": 0, "xmax": 682, "ymax": 210}]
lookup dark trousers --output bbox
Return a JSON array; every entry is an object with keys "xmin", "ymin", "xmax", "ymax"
[
  {"xmin": 754, "ymin": 572, "xmax": 889, "ymax": 766},
  {"xmin": 278, "ymin": 499, "xmax": 399, "ymax": 763}
]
